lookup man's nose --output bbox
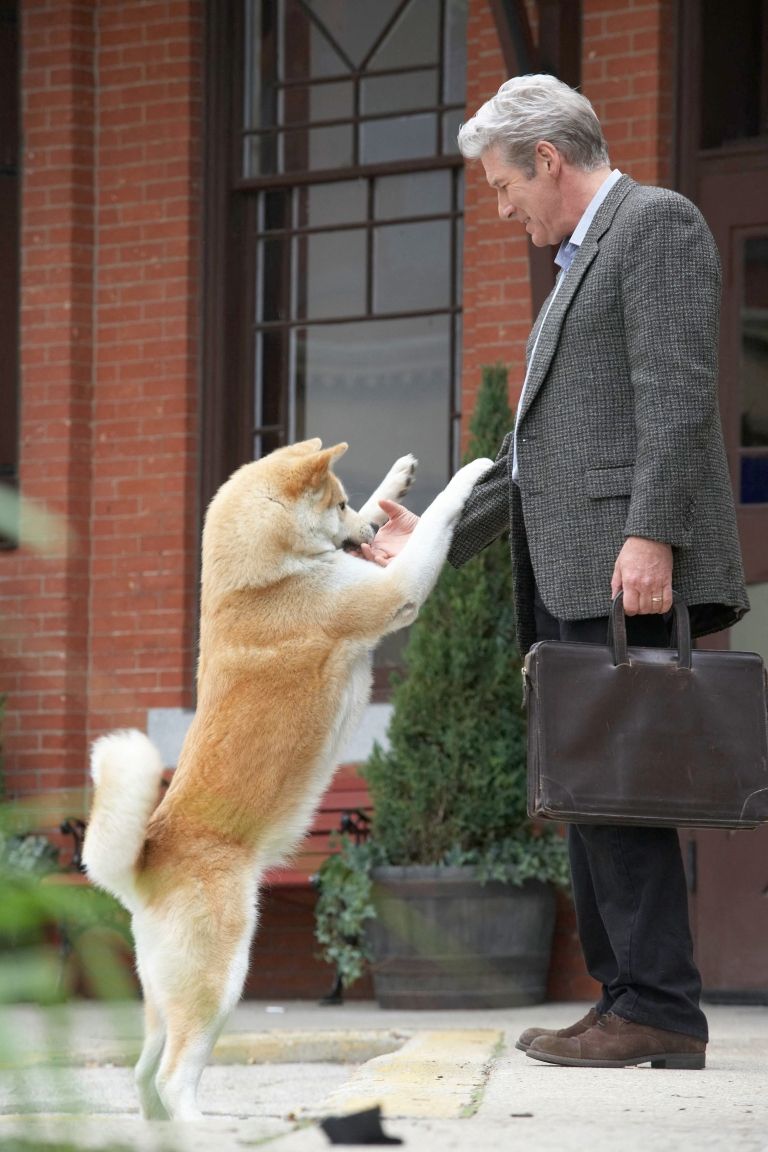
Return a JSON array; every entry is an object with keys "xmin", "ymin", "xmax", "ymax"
[{"xmin": 498, "ymin": 195, "xmax": 514, "ymax": 220}]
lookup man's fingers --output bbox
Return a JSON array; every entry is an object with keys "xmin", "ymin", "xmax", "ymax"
[
  {"xmin": 621, "ymin": 586, "xmax": 641, "ymax": 616},
  {"xmin": 378, "ymin": 499, "xmax": 406, "ymax": 518},
  {"xmin": 360, "ymin": 541, "xmax": 391, "ymax": 567}
]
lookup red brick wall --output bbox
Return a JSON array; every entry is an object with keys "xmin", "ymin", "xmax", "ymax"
[
  {"xmin": 461, "ymin": 0, "xmax": 534, "ymax": 433},
  {"xmin": 1, "ymin": 0, "xmax": 97, "ymax": 800},
  {"xmin": 582, "ymin": 0, "xmax": 676, "ymax": 186},
  {"xmin": 89, "ymin": 0, "xmax": 202, "ymax": 737},
  {"xmin": 0, "ymin": 0, "xmax": 203, "ymax": 809}
]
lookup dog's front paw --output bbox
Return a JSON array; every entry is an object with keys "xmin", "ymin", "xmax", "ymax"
[
  {"xmin": 381, "ymin": 454, "xmax": 418, "ymax": 502},
  {"xmin": 447, "ymin": 456, "xmax": 494, "ymax": 499},
  {"xmin": 432, "ymin": 457, "xmax": 493, "ymax": 523}
]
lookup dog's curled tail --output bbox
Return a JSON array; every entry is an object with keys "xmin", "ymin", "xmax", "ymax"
[{"xmin": 82, "ymin": 729, "xmax": 164, "ymax": 913}]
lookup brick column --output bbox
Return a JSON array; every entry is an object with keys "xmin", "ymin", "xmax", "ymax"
[
  {"xmin": 460, "ymin": 0, "xmax": 536, "ymax": 449},
  {"xmin": 0, "ymin": 0, "xmax": 97, "ymax": 800},
  {"xmin": 0, "ymin": 0, "xmax": 203, "ymax": 806},
  {"xmin": 582, "ymin": 0, "xmax": 676, "ymax": 187},
  {"xmin": 88, "ymin": 0, "xmax": 203, "ymax": 736}
]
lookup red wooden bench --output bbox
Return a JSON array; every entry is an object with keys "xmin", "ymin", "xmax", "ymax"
[
  {"xmin": 53, "ymin": 764, "xmax": 372, "ymax": 885},
  {"xmin": 46, "ymin": 764, "xmax": 372, "ymax": 1000},
  {"xmin": 263, "ymin": 764, "xmax": 372, "ymax": 887}
]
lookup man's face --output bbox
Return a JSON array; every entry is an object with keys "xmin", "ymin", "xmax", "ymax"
[{"xmin": 481, "ymin": 143, "xmax": 566, "ymax": 247}]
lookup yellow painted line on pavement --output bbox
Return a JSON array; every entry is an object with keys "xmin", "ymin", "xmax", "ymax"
[{"xmin": 310, "ymin": 1028, "xmax": 504, "ymax": 1120}]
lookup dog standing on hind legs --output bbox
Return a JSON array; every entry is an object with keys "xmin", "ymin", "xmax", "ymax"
[{"xmin": 83, "ymin": 438, "xmax": 492, "ymax": 1121}]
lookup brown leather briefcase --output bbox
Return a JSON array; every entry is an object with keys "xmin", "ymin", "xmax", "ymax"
[{"xmin": 524, "ymin": 593, "xmax": 768, "ymax": 829}]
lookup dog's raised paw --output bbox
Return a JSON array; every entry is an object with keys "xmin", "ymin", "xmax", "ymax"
[{"xmin": 384, "ymin": 454, "xmax": 418, "ymax": 500}]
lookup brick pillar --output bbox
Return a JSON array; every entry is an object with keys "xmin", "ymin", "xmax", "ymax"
[
  {"xmin": 582, "ymin": 0, "xmax": 676, "ymax": 187},
  {"xmin": 88, "ymin": 0, "xmax": 203, "ymax": 736},
  {"xmin": 0, "ymin": 0, "xmax": 203, "ymax": 807},
  {"xmin": 2, "ymin": 0, "xmax": 97, "ymax": 801},
  {"xmin": 460, "ymin": 0, "xmax": 536, "ymax": 451}
]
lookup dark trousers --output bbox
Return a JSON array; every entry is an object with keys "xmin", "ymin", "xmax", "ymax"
[{"xmin": 534, "ymin": 588, "xmax": 708, "ymax": 1041}]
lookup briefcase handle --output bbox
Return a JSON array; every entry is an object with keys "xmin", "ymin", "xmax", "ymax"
[{"xmin": 609, "ymin": 590, "xmax": 692, "ymax": 669}]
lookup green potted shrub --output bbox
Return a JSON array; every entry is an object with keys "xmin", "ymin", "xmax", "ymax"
[{"xmin": 314, "ymin": 364, "xmax": 569, "ymax": 1008}]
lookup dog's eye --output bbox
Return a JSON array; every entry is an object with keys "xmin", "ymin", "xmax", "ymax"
[{"xmin": 338, "ymin": 501, "xmax": 347, "ymax": 512}]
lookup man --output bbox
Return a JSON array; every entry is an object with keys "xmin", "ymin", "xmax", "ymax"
[{"xmin": 363, "ymin": 74, "xmax": 749, "ymax": 1069}]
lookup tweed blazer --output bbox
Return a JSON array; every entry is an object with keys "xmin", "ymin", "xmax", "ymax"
[{"xmin": 448, "ymin": 175, "xmax": 749, "ymax": 655}]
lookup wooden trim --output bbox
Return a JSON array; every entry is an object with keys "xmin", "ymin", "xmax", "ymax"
[{"xmin": 488, "ymin": 0, "xmax": 537, "ymax": 75}]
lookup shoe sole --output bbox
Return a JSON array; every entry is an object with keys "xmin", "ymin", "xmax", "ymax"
[{"xmin": 525, "ymin": 1049, "xmax": 705, "ymax": 1069}]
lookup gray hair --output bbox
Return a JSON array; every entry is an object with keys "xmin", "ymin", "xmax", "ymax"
[{"xmin": 458, "ymin": 74, "xmax": 610, "ymax": 176}]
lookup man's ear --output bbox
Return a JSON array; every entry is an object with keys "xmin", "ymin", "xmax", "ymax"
[
  {"xmin": 537, "ymin": 140, "xmax": 560, "ymax": 175},
  {"xmin": 286, "ymin": 442, "xmax": 348, "ymax": 496}
]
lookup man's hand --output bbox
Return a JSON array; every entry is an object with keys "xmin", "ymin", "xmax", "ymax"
[
  {"xmin": 611, "ymin": 535, "xmax": 673, "ymax": 615},
  {"xmin": 358, "ymin": 499, "xmax": 420, "ymax": 567}
]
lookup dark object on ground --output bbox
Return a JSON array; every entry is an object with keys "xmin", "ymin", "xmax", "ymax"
[{"xmin": 320, "ymin": 1105, "xmax": 403, "ymax": 1145}]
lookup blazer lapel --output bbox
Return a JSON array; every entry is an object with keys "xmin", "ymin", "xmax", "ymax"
[{"xmin": 518, "ymin": 175, "xmax": 636, "ymax": 425}]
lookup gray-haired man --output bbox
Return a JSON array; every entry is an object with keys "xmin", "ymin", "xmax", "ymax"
[{"xmin": 364, "ymin": 74, "xmax": 748, "ymax": 1068}]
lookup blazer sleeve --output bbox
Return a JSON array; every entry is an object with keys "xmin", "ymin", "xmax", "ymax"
[
  {"xmin": 447, "ymin": 431, "xmax": 512, "ymax": 568},
  {"xmin": 620, "ymin": 194, "xmax": 722, "ymax": 547}
]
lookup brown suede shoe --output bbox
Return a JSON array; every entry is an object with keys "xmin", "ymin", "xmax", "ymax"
[
  {"xmin": 515, "ymin": 1006, "xmax": 600, "ymax": 1053},
  {"xmin": 526, "ymin": 1011, "xmax": 706, "ymax": 1068}
]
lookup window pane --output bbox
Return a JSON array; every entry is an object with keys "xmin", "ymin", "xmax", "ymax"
[
  {"xmin": 369, "ymin": 0, "xmax": 440, "ymax": 70},
  {"xmin": 263, "ymin": 188, "xmax": 291, "ymax": 230},
  {"xmin": 361, "ymin": 69, "xmax": 438, "ymax": 115},
  {"xmin": 281, "ymin": 4, "xmax": 348, "ymax": 80},
  {"xmin": 294, "ymin": 124, "xmax": 353, "ymax": 171},
  {"xmin": 442, "ymin": 108, "xmax": 463, "ymax": 155},
  {"xmin": 305, "ymin": 0, "xmax": 401, "ymax": 70},
  {"xmin": 443, "ymin": 0, "xmax": 468, "ymax": 103},
  {"xmin": 375, "ymin": 170, "xmax": 451, "ymax": 219},
  {"xmin": 740, "ymin": 235, "xmax": 768, "ymax": 505},
  {"xmin": 303, "ymin": 180, "xmax": 368, "ymax": 228},
  {"xmin": 280, "ymin": 81, "xmax": 354, "ymax": 126},
  {"xmin": 244, "ymin": 133, "xmax": 276, "ymax": 177},
  {"xmin": 255, "ymin": 331, "xmax": 286, "ymax": 427},
  {"xmin": 297, "ymin": 229, "xmax": 367, "ymax": 320},
  {"xmin": 741, "ymin": 236, "xmax": 768, "ymax": 449},
  {"xmin": 700, "ymin": 0, "xmax": 765, "ymax": 148},
  {"xmin": 374, "ymin": 220, "xmax": 451, "ymax": 313},
  {"xmin": 300, "ymin": 316, "xmax": 451, "ymax": 513},
  {"xmin": 257, "ymin": 237, "xmax": 291, "ymax": 322},
  {"xmin": 245, "ymin": 125, "xmax": 354, "ymax": 175},
  {"xmin": 740, "ymin": 457, "xmax": 768, "ymax": 504},
  {"xmin": 454, "ymin": 215, "xmax": 463, "ymax": 307},
  {"xmin": 360, "ymin": 113, "xmax": 436, "ymax": 164}
]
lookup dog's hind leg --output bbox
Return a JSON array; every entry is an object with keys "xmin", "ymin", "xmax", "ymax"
[
  {"xmin": 148, "ymin": 881, "xmax": 258, "ymax": 1121},
  {"xmin": 134, "ymin": 990, "xmax": 169, "ymax": 1120}
]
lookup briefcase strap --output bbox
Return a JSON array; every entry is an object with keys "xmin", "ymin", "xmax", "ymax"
[{"xmin": 608, "ymin": 590, "xmax": 691, "ymax": 668}]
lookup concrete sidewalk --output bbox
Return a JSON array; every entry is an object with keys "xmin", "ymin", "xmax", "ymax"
[{"xmin": 1, "ymin": 999, "xmax": 767, "ymax": 1151}]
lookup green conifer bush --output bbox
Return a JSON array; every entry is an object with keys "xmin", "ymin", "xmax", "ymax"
[{"xmin": 314, "ymin": 365, "xmax": 568, "ymax": 987}]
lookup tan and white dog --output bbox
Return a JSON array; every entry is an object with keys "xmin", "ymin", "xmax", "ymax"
[{"xmin": 83, "ymin": 438, "xmax": 491, "ymax": 1121}]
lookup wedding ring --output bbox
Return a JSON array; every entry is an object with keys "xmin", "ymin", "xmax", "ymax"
[{"xmin": 651, "ymin": 596, "xmax": 663, "ymax": 602}]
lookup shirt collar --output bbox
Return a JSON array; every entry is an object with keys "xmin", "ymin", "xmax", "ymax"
[{"xmin": 555, "ymin": 168, "xmax": 623, "ymax": 271}]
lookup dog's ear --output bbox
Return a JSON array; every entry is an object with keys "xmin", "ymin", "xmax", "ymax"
[
  {"xmin": 285, "ymin": 442, "xmax": 348, "ymax": 497},
  {"xmin": 287, "ymin": 437, "xmax": 323, "ymax": 456}
]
